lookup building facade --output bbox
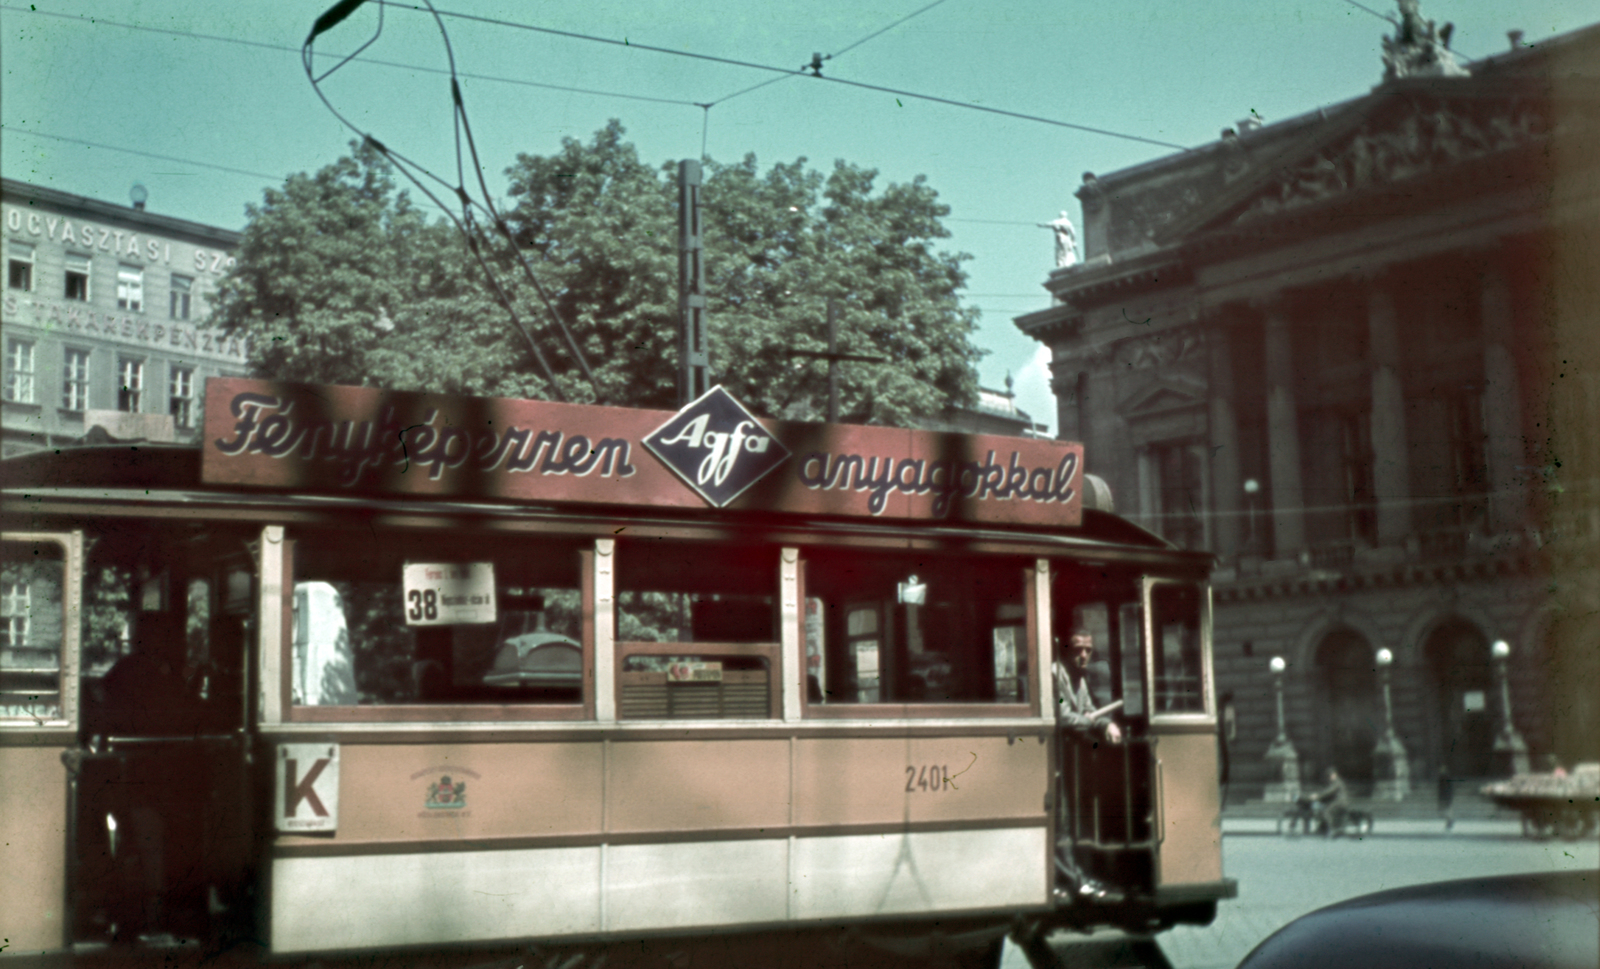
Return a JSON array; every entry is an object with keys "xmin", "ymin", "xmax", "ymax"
[
  {"xmin": 2, "ymin": 178, "xmax": 247, "ymax": 456},
  {"xmin": 1016, "ymin": 12, "xmax": 1599, "ymax": 794}
]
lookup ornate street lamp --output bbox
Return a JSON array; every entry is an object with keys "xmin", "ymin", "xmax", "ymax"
[
  {"xmin": 1263, "ymin": 656, "xmax": 1301, "ymax": 802},
  {"xmin": 1490, "ymin": 639, "xmax": 1531, "ymax": 776},
  {"xmin": 1372, "ymin": 647, "xmax": 1410, "ymax": 800}
]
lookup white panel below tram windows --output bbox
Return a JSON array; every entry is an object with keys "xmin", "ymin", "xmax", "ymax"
[
  {"xmin": 269, "ymin": 846, "xmax": 602, "ymax": 954},
  {"xmin": 604, "ymin": 838, "xmax": 789, "ymax": 932},
  {"xmin": 791, "ymin": 827, "xmax": 1047, "ymax": 921}
]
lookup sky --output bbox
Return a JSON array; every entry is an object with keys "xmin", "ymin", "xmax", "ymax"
[{"xmin": 3, "ymin": 0, "xmax": 1596, "ymax": 433}]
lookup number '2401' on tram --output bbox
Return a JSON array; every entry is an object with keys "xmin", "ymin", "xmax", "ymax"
[{"xmin": 0, "ymin": 378, "xmax": 1232, "ymax": 968}]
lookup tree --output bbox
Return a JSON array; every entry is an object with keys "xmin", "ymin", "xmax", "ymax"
[{"xmin": 219, "ymin": 123, "xmax": 982, "ymax": 422}]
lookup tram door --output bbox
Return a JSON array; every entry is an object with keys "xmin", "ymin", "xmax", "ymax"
[
  {"xmin": 0, "ymin": 531, "xmax": 83, "ymax": 955},
  {"xmin": 66, "ymin": 526, "xmax": 257, "ymax": 946},
  {"xmin": 1139, "ymin": 579, "xmax": 1221, "ymax": 891}
]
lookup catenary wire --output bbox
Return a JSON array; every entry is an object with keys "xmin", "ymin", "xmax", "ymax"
[
  {"xmin": 6, "ymin": 1, "xmax": 1190, "ymax": 152},
  {"xmin": 305, "ymin": 0, "xmax": 603, "ymax": 402},
  {"xmin": 389, "ymin": 1, "xmax": 1191, "ymax": 150},
  {"xmin": 0, "ymin": 127, "xmax": 283, "ymax": 183},
  {"xmin": 0, "ymin": 5, "xmax": 699, "ymax": 107}
]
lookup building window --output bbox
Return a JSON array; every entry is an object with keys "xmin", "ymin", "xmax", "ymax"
[
  {"xmin": 170, "ymin": 366, "xmax": 195, "ymax": 428},
  {"xmin": 6, "ymin": 241, "xmax": 33, "ymax": 291},
  {"xmin": 62, "ymin": 348, "xmax": 90, "ymax": 411},
  {"xmin": 64, "ymin": 254, "xmax": 90, "ymax": 301},
  {"xmin": 4, "ymin": 339, "xmax": 34, "ymax": 404},
  {"xmin": 116, "ymin": 264, "xmax": 144, "ymax": 312},
  {"xmin": 170, "ymin": 274, "xmax": 193, "ymax": 320},
  {"xmin": 1446, "ymin": 388, "xmax": 1488, "ymax": 526},
  {"xmin": 0, "ymin": 581, "xmax": 28, "ymax": 651},
  {"xmin": 1334, "ymin": 408, "xmax": 1376, "ymax": 543},
  {"xmin": 118, "ymin": 358, "xmax": 144, "ymax": 412},
  {"xmin": 1154, "ymin": 442, "xmax": 1205, "ymax": 550}
]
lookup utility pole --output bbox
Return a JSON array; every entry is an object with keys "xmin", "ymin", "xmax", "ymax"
[
  {"xmin": 789, "ymin": 300, "xmax": 885, "ymax": 423},
  {"xmin": 677, "ymin": 160, "xmax": 709, "ymax": 406}
]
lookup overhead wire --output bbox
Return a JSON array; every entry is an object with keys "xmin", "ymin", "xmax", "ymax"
[
  {"xmin": 395, "ymin": 1, "xmax": 1191, "ymax": 150},
  {"xmin": 7, "ymin": 1, "xmax": 1191, "ymax": 152},
  {"xmin": 0, "ymin": 128, "xmax": 283, "ymax": 183},
  {"xmin": 303, "ymin": 0, "xmax": 601, "ymax": 402},
  {"xmin": 1, "ymin": 5, "xmax": 699, "ymax": 107}
]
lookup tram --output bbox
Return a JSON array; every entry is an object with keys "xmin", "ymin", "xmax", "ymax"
[{"xmin": 1, "ymin": 378, "xmax": 1232, "ymax": 967}]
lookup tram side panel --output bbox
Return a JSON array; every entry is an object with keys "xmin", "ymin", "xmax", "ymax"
[{"xmin": 267, "ymin": 733, "xmax": 1049, "ymax": 955}]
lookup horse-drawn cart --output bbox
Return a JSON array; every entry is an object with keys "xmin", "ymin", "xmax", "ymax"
[{"xmin": 1481, "ymin": 763, "xmax": 1600, "ymax": 840}]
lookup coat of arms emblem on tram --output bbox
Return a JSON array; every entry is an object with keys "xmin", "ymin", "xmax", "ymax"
[
  {"xmin": 643, "ymin": 386, "xmax": 790, "ymax": 507},
  {"xmin": 426, "ymin": 775, "xmax": 466, "ymax": 809}
]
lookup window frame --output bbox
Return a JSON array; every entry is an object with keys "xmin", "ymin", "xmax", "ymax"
[
  {"xmin": 0, "ymin": 531, "xmax": 84, "ymax": 732},
  {"xmin": 61, "ymin": 347, "xmax": 91, "ymax": 412},
  {"xmin": 116, "ymin": 263, "xmax": 144, "ymax": 312},
  {"xmin": 118, "ymin": 357, "xmax": 145, "ymax": 413},
  {"xmin": 169, "ymin": 365, "xmax": 196, "ymax": 428},
  {"xmin": 6, "ymin": 241, "xmax": 33, "ymax": 292},
  {"xmin": 63, "ymin": 253, "xmax": 90, "ymax": 302},
  {"xmin": 1139, "ymin": 576, "xmax": 1215, "ymax": 726},
  {"xmin": 170, "ymin": 273, "xmax": 193, "ymax": 321},
  {"xmin": 800, "ymin": 547, "xmax": 1038, "ymax": 720},
  {"xmin": 276, "ymin": 527, "xmax": 596, "ymax": 724},
  {"xmin": 4, "ymin": 338, "xmax": 35, "ymax": 404}
]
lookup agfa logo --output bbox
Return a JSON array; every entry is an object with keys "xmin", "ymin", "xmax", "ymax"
[{"xmin": 644, "ymin": 386, "xmax": 790, "ymax": 507}]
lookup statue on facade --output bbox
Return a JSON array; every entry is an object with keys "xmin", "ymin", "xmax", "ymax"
[
  {"xmin": 1038, "ymin": 211, "xmax": 1079, "ymax": 269},
  {"xmin": 1381, "ymin": 0, "xmax": 1468, "ymax": 81}
]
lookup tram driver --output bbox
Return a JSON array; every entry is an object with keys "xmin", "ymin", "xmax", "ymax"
[
  {"xmin": 1053, "ymin": 628, "xmax": 1122, "ymax": 745},
  {"xmin": 1051, "ymin": 629, "xmax": 1123, "ymax": 904}
]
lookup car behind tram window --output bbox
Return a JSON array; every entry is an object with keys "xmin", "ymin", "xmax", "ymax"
[{"xmin": 286, "ymin": 529, "xmax": 586, "ymax": 714}]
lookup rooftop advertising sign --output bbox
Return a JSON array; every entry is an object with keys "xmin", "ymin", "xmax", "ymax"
[{"xmin": 201, "ymin": 378, "xmax": 1082, "ymax": 527}]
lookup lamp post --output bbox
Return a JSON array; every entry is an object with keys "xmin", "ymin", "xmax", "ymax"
[
  {"xmin": 1490, "ymin": 639, "xmax": 1530, "ymax": 777},
  {"xmin": 1243, "ymin": 478, "xmax": 1261, "ymax": 557},
  {"xmin": 1263, "ymin": 656, "xmax": 1301, "ymax": 802},
  {"xmin": 1371, "ymin": 647, "xmax": 1410, "ymax": 800}
]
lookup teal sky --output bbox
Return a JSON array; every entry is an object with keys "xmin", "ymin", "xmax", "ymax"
[{"xmin": 4, "ymin": 0, "xmax": 1594, "ymax": 432}]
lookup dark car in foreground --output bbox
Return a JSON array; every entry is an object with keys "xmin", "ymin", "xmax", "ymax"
[{"xmin": 1236, "ymin": 869, "xmax": 1599, "ymax": 969}]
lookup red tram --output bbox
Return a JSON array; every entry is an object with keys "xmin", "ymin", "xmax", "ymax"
[{"xmin": 1, "ymin": 378, "xmax": 1232, "ymax": 967}]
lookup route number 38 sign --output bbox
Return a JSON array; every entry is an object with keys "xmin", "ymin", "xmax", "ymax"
[{"xmin": 402, "ymin": 562, "xmax": 497, "ymax": 625}]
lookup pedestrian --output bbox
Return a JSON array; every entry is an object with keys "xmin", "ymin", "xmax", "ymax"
[{"xmin": 1437, "ymin": 765, "xmax": 1454, "ymax": 831}]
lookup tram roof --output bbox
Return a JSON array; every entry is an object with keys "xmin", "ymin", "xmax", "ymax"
[{"xmin": 2, "ymin": 440, "xmax": 1206, "ymax": 570}]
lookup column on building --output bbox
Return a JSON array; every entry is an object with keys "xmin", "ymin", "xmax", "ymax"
[
  {"xmin": 1135, "ymin": 445, "xmax": 1158, "ymax": 534},
  {"xmin": 1262, "ymin": 304, "xmax": 1306, "ymax": 556},
  {"xmin": 1479, "ymin": 265, "xmax": 1527, "ymax": 533},
  {"xmin": 1367, "ymin": 284, "xmax": 1412, "ymax": 545},
  {"xmin": 1206, "ymin": 323, "xmax": 1242, "ymax": 558}
]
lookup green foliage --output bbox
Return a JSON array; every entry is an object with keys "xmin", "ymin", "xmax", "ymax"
[{"xmin": 218, "ymin": 123, "xmax": 982, "ymax": 422}]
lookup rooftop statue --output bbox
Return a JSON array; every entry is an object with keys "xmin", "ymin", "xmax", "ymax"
[
  {"xmin": 1038, "ymin": 211, "xmax": 1079, "ymax": 269},
  {"xmin": 1381, "ymin": 0, "xmax": 1469, "ymax": 81}
]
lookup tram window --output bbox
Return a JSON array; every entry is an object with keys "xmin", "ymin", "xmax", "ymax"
[
  {"xmin": 614, "ymin": 541, "xmax": 776, "ymax": 644},
  {"xmin": 1149, "ymin": 581, "xmax": 1206, "ymax": 714},
  {"xmin": 805, "ymin": 550, "xmax": 1027, "ymax": 706},
  {"xmin": 1, "ymin": 539, "xmax": 66, "ymax": 722},
  {"xmin": 287, "ymin": 530, "xmax": 585, "ymax": 710},
  {"xmin": 1053, "ymin": 569, "xmax": 1143, "ymax": 719}
]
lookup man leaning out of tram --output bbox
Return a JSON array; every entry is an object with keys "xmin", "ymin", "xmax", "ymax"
[{"xmin": 1051, "ymin": 629, "xmax": 1123, "ymax": 903}]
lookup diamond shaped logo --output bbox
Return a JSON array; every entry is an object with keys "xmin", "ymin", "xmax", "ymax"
[{"xmin": 643, "ymin": 386, "xmax": 790, "ymax": 508}]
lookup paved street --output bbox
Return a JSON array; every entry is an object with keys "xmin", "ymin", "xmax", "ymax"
[{"xmin": 1003, "ymin": 819, "xmax": 1600, "ymax": 969}]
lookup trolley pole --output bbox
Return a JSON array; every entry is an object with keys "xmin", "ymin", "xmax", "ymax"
[{"xmin": 678, "ymin": 159, "xmax": 710, "ymax": 405}]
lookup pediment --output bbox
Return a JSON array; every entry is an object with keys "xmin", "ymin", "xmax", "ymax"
[
  {"xmin": 1154, "ymin": 79, "xmax": 1560, "ymax": 244},
  {"xmin": 1120, "ymin": 374, "xmax": 1207, "ymax": 417}
]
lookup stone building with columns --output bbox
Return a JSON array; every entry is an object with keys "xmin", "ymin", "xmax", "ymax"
[{"xmin": 1016, "ymin": 12, "xmax": 1599, "ymax": 796}]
